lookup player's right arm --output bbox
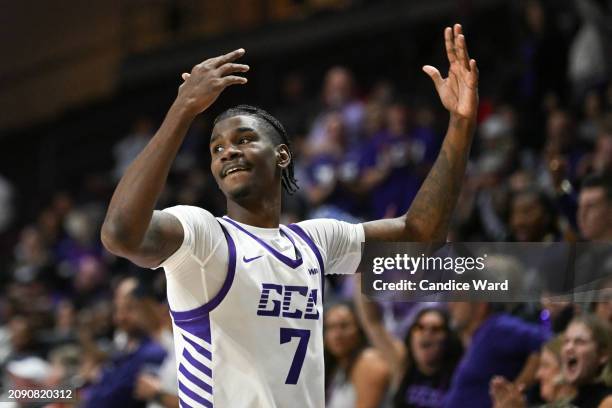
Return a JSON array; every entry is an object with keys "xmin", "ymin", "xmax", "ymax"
[{"xmin": 101, "ymin": 49, "xmax": 249, "ymax": 268}]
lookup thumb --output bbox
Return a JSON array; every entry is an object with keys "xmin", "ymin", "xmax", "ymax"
[
  {"xmin": 422, "ymin": 65, "xmax": 443, "ymax": 89},
  {"xmin": 181, "ymin": 73, "xmax": 191, "ymax": 81}
]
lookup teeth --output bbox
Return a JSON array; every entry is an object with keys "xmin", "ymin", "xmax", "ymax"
[{"xmin": 226, "ymin": 167, "xmax": 245, "ymax": 175}]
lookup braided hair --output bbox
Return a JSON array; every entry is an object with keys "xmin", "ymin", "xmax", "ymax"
[{"xmin": 213, "ymin": 105, "xmax": 299, "ymax": 194}]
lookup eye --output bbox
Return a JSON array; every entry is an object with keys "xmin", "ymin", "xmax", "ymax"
[
  {"xmin": 239, "ymin": 137, "xmax": 250, "ymax": 144},
  {"xmin": 212, "ymin": 145, "xmax": 223, "ymax": 154}
]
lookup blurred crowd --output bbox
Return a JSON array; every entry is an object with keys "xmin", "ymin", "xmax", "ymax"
[{"xmin": 1, "ymin": 0, "xmax": 612, "ymax": 407}]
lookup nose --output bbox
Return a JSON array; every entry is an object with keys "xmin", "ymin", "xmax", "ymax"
[{"xmin": 220, "ymin": 144, "xmax": 243, "ymax": 161}]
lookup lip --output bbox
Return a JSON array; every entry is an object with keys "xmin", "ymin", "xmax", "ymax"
[{"xmin": 221, "ymin": 162, "xmax": 251, "ymax": 178}]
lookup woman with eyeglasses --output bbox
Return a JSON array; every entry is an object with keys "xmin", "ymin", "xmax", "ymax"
[
  {"xmin": 355, "ymin": 299, "xmax": 463, "ymax": 408},
  {"xmin": 561, "ymin": 315, "xmax": 612, "ymax": 408}
]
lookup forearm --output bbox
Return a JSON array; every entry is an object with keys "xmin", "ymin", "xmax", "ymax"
[
  {"xmin": 101, "ymin": 100, "xmax": 195, "ymax": 251},
  {"xmin": 353, "ymin": 284, "xmax": 404, "ymax": 380},
  {"xmin": 403, "ymin": 114, "xmax": 475, "ymax": 241}
]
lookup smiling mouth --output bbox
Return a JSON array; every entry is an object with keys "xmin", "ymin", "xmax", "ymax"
[{"xmin": 222, "ymin": 165, "xmax": 251, "ymax": 178}]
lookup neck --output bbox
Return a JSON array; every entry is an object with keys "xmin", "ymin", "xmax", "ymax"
[
  {"xmin": 461, "ymin": 313, "xmax": 489, "ymax": 347},
  {"xmin": 226, "ymin": 193, "xmax": 282, "ymax": 228},
  {"xmin": 337, "ymin": 355, "xmax": 351, "ymax": 371}
]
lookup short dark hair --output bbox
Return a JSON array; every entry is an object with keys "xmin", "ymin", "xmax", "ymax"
[
  {"xmin": 582, "ymin": 173, "xmax": 612, "ymax": 201},
  {"xmin": 213, "ymin": 105, "xmax": 299, "ymax": 194}
]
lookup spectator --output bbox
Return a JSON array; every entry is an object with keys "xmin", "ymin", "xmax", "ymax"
[
  {"xmin": 577, "ymin": 174, "xmax": 612, "ymax": 241},
  {"xmin": 443, "ymin": 297, "xmax": 549, "ymax": 407},
  {"xmin": 306, "ymin": 66, "xmax": 365, "ymax": 155},
  {"xmin": 324, "ymin": 302, "xmax": 390, "ymax": 408},
  {"xmin": 509, "ymin": 188, "xmax": 562, "ymax": 242},
  {"xmin": 490, "ymin": 335, "xmax": 576, "ymax": 408},
  {"xmin": 355, "ymin": 297, "xmax": 463, "ymax": 408},
  {"xmin": 81, "ymin": 277, "xmax": 166, "ymax": 408},
  {"xmin": 113, "ymin": 117, "xmax": 155, "ymax": 181},
  {"xmin": 561, "ymin": 315, "xmax": 612, "ymax": 407},
  {"xmin": 303, "ymin": 112, "xmax": 365, "ymax": 220},
  {"xmin": 133, "ymin": 287, "xmax": 178, "ymax": 408},
  {"xmin": 591, "ymin": 117, "xmax": 612, "ymax": 175},
  {"xmin": 360, "ymin": 103, "xmax": 434, "ymax": 219}
]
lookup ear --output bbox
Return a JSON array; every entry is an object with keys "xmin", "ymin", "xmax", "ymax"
[{"xmin": 276, "ymin": 145, "xmax": 291, "ymax": 169}]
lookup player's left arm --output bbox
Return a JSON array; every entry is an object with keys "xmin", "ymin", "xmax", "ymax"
[{"xmin": 363, "ymin": 24, "xmax": 478, "ymax": 242}]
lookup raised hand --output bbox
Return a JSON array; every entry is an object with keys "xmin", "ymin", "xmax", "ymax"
[
  {"xmin": 423, "ymin": 24, "xmax": 479, "ymax": 121},
  {"xmin": 178, "ymin": 48, "xmax": 249, "ymax": 116}
]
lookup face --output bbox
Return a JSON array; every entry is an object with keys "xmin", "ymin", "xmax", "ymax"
[
  {"xmin": 113, "ymin": 294, "xmax": 141, "ymax": 336},
  {"xmin": 448, "ymin": 302, "xmax": 474, "ymax": 333},
  {"xmin": 210, "ymin": 115, "xmax": 285, "ymax": 202},
  {"xmin": 578, "ymin": 187, "xmax": 612, "ymax": 240},
  {"xmin": 323, "ymin": 67, "xmax": 352, "ymax": 107},
  {"xmin": 324, "ymin": 305, "xmax": 361, "ymax": 359},
  {"xmin": 410, "ymin": 311, "xmax": 447, "ymax": 368},
  {"xmin": 510, "ymin": 194, "xmax": 549, "ymax": 241},
  {"xmin": 536, "ymin": 348, "xmax": 562, "ymax": 402},
  {"xmin": 562, "ymin": 322, "xmax": 607, "ymax": 385},
  {"xmin": 593, "ymin": 135, "xmax": 612, "ymax": 173},
  {"xmin": 594, "ymin": 286, "xmax": 612, "ymax": 324}
]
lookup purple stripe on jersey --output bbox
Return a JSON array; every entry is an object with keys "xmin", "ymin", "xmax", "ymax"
[
  {"xmin": 179, "ymin": 363, "xmax": 213, "ymax": 394},
  {"xmin": 221, "ymin": 216, "xmax": 304, "ymax": 269},
  {"xmin": 182, "ymin": 334, "xmax": 212, "ymax": 360},
  {"xmin": 179, "ymin": 397, "xmax": 194, "ymax": 408},
  {"xmin": 174, "ymin": 319, "xmax": 212, "ymax": 345},
  {"xmin": 183, "ymin": 348, "xmax": 213, "ymax": 378},
  {"xmin": 178, "ymin": 380, "xmax": 213, "ymax": 408},
  {"xmin": 170, "ymin": 222, "xmax": 237, "ymax": 321},
  {"xmin": 286, "ymin": 224, "xmax": 325, "ymax": 300}
]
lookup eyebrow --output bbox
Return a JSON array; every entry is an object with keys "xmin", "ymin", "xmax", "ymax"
[{"xmin": 210, "ymin": 127, "xmax": 257, "ymax": 145}]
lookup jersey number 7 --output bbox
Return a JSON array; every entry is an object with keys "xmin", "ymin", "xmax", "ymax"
[{"xmin": 280, "ymin": 328, "xmax": 310, "ymax": 384}]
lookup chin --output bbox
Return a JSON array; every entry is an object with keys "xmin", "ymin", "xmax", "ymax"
[{"xmin": 228, "ymin": 184, "xmax": 253, "ymax": 200}]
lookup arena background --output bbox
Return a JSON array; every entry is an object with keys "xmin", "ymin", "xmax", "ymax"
[{"xmin": 1, "ymin": 0, "xmax": 611, "ymax": 407}]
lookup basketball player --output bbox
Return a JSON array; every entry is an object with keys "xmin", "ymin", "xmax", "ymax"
[{"xmin": 101, "ymin": 24, "xmax": 478, "ymax": 408}]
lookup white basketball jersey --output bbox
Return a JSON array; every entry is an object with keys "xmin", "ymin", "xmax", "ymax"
[{"xmin": 169, "ymin": 216, "xmax": 326, "ymax": 408}]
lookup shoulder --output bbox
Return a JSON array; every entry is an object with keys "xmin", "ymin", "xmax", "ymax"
[
  {"xmin": 352, "ymin": 348, "xmax": 391, "ymax": 381},
  {"xmin": 485, "ymin": 314, "xmax": 549, "ymax": 349},
  {"xmin": 162, "ymin": 205, "xmax": 223, "ymax": 238},
  {"xmin": 599, "ymin": 395, "xmax": 612, "ymax": 408},
  {"xmin": 489, "ymin": 314, "xmax": 542, "ymax": 334},
  {"xmin": 162, "ymin": 205, "xmax": 216, "ymax": 224},
  {"xmin": 295, "ymin": 218, "xmax": 364, "ymax": 242}
]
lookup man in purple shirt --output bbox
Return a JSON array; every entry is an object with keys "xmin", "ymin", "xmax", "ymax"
[
  {"xmin": 444, "ymin": 302, "xmax": 549, "ymax": 407},
  {"xmin": 82, "ymin": 278, "xmax": 167, "ymax": 408}
]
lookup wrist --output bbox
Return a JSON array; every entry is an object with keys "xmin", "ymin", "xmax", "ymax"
[
  {"xmin": 449, "ymin": 113, "xmax": 476, "ymax": 129},
  {"xmin": 171, "ymin": 98, "xmax": 200, "ymax": 121}
]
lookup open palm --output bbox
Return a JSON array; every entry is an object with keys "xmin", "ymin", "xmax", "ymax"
[{"xmin": 423, "ymin": 24, "xmax": 479, "ymax": 121}]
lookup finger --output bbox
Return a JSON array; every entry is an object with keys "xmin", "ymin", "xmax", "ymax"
[
  {"xmin": 181, "ymin": 73, "xmax": 190, "ymax": 81},
  {"xmin": 422, "ymin": 65, "xmax": 444, "ymax": 90},
  {"xmin": 220, "ymin": 75, "xmax": 248, "ymax": 87},
  {"xmin": 456, "ymin": 34, "xmax": 471, "ymax": 70},
  {"xmin": 444, "ymin": 27, "xmax": 456, "ymax": 64},
  {"xmin": 454, "ymin": 23, "xmax": 462, "ymax": 38},
  {"xmin": 217, "ymin": 63, "xmax": 250, "ymax": 76},
  {"xmin": 207, "ymin": 48, "xmax": 245, "ymax": 68},
  {"xmin": 469, "ymin": 59, "xmax": 479, "ymax": 86}
]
